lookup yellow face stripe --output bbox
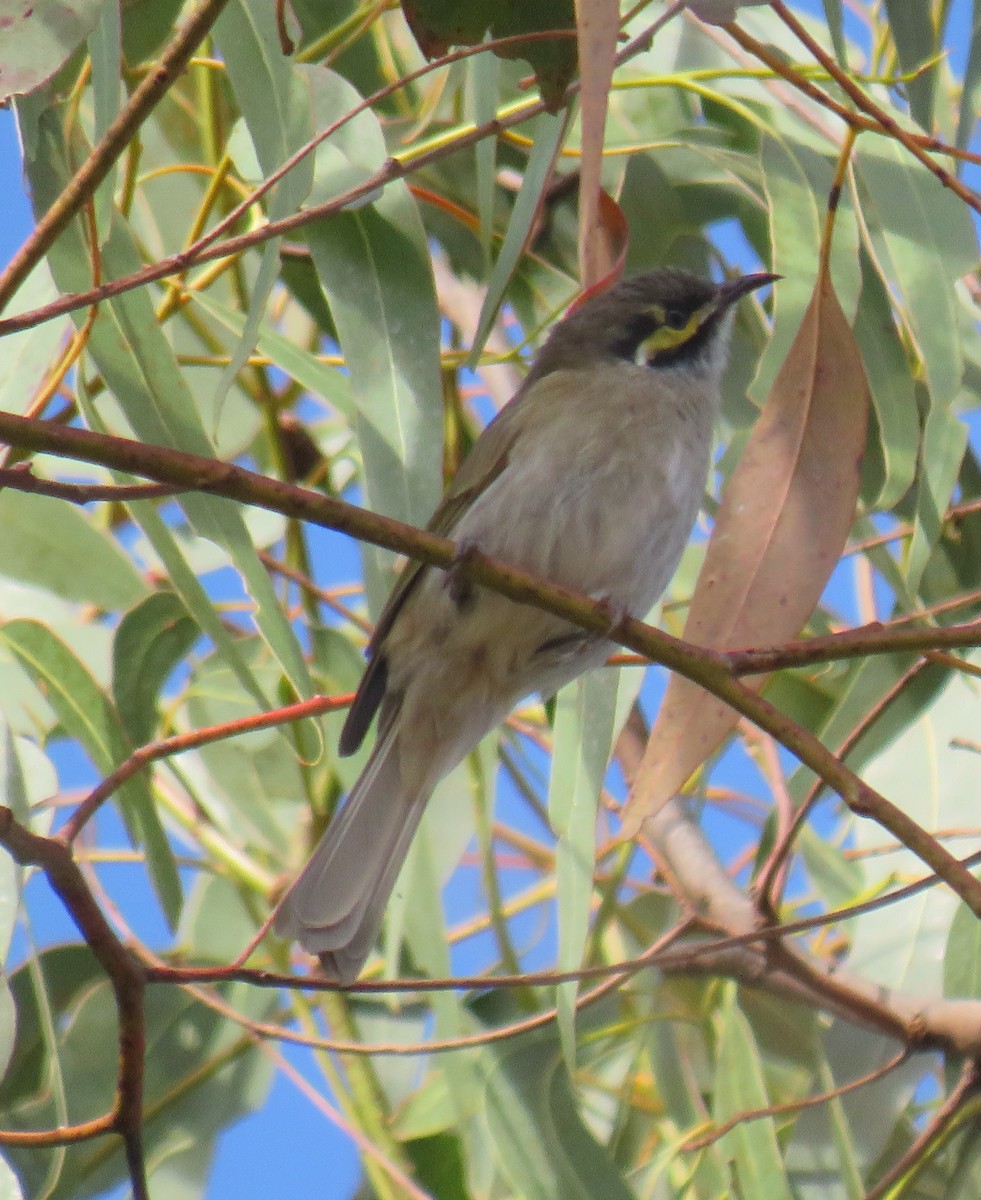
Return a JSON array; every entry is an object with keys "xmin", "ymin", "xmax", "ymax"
[{"xmin": 633, "ymin": 300, "xmax": 716, "ymax": 365}]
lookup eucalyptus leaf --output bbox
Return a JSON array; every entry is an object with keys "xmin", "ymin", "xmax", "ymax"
[
  {"xmin": 849, "ymin": 661, "xmax": 981, "ymax": 993},
  {"xmin": 483, "ymin": 1027, "xmax": 633, "ymax": 1200},
  {"xmin": 714, "ymin": 990, "xmax": 794, "ymax": 1200},
  {"xmin": 0, "ymin": 490, "xmax": 147, "ymax": 610},
  {"xmin": 0, "ymin": 0, "xmax": 104, "ymax": 102},
  {"xmin": 549, "ymin": 669, "xmax": 619, "ymax": 1067},
  {"xmin": 1, "ymin": 619, "xmax": 183, "ymax": 928},
  {"xmin": 307, "ymin": 185, "xmax": 443, "ymax": 611}
]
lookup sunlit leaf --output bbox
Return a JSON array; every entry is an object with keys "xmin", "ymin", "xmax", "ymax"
[
  {"xmin": 714, "ymin": 989, "xmax": 794, "ymax": 1200},
  {"xmin": 1, "ymin": 619, "xmax": 183, "ymax": 927},
  {"xmin": 0, "ymin": 490, "xmax": 147, "ymax": 610},
  {"xmin": 0, "ymin": 0, "xmax": 104, "ymax": 101}
]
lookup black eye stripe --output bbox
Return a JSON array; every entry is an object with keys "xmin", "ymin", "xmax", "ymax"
[{"xmin": 611, "ymin": 313, "xmax": 659, "ymax": 361}]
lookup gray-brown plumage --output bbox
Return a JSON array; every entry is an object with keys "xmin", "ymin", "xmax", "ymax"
[{"xmin": 275, "ymin": 268, "xmax": 776, "ymax": 982}]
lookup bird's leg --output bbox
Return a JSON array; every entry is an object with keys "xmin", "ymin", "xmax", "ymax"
[
  {"xmin": 593, "ymin": 595, "xmax": 632, "ymax": 644},
  {"xmin": 445, "ymin": 537, "xmax": 479, "ymax": 611}
]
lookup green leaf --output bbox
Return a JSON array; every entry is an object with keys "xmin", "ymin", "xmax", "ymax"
[
  {"xmin": 0, "ymin": 490, "xmax": 147, "ymax": 610},
  {"xmin": 396, "ymin": 760, "xmax": 476, "ymax": 978},
  {"xmin": 180, "ymin": 874, "xmax": 260, "ymax": 963},
  {"xmin": 470, "ymin": 109, "xmax": 567, "ymax": 363},
  {"xmin": 401, "ymin": 0, "xmax": 577, "ymax": 109},
  {"xmin": 855, "ymin": 138, "xmax": 978, "ymax": 409},
  {"xmin": 120, "ymin": 0, "xmax": 183, "ymax": 64},
  {"xmin": 798, "ymin": 824, "xmax": 863, "ymax": 910},
  {"xmin": 307, "ymin": 185, "xmax": 443, "ymax": 609},
  {"xmin": 38, "ymin": 980, "xmax": 276, "ymax": 1199},
  {"xmin": 788, "ymin": 654, "xmax": 949, "ymax": 808},
  {"xmin": 714, "ymin": 989, "xmax": 794, "ymax": 1200},
  {"xmin": 112, "ymin": 592, "xmax": 198, "ymax": 747},
  {"xmin": 549, "ymin": 670, "xmax": 619, "ymax": 1068},
  {"xmin": 483, "ymin": 1027, "xmax": 634, "ymax": 1200},
  {"xmin": 850, "ymin": 660, "xmax": 981, "ymax": 993},
  {"xmin": 821, "ymin": 0, "xmax": 848, "ymax": 65},
  {"xmin": 406, "ymin": 1132, "xmax": 469, "ymax": 1200},
  {"xmin": 944, "ymin": 880, "xmax": 981, "ymax": 999},
  {"xmin": 185, "ymin": 645, "xmax": 309, "ymax": 855},
  {"xmin": 853, "ymin": 252, "xmax": 920, "ymax": 511},
  {"xmin": 812, "ymin": 1051, "xmax": 866, "ymax": 1200},
  {"xmin": 301, "ymin": 64, "xmax": 387, "ymax": 207},
  {"xmin": 1, "ymin": 619, "xmax": 183, "ymax": 928},
  {"xmin": 126, "ymin": 499, "xmax": 274, "ymax": 716},
  {"xmin": 0, "ymin": 945, "xmax": 99, "ymax": 1197},
  {"xmin": 907, "ymin": 403, "xmax": 968, "ymax": 591},
  {"xmin": 954, "ymin": 2, "xmax": 981, "ymax": 150},
  {"xmin": 819, "ymin": 1021, "xmax": 924, "ymax": 1176},
  {"xmin": 0, "ymin": 263, "xmax": 67, "ymax": 414},
  {"xmin": 212, "ymin": 0, "xmax": 314, "ymax": 424},
  {"xmin": 754, "ymin": 132, "xmax": 861, "ymax": 403},
  {"xmin": 214, "ymin": 0, "xmax": 313, "ymax": 212},
  {"xmin": 189, "ymin": 290, "xmax": 355, "ymax": 419},
  {"xmin": 3, "ymin": 620, "xmax": 131, "ymax": 779},
  {"xmin": 0, "ymin": 979, "xmax": 15, "ymax": 1087},
  {"xmin": 15, "ymin": 92, "xmax": 313, "ymax": 711},
  {"xmin": 467, "ymin": 50, "xmax": 500, "ymax": 265},
  {"xmin": 0, "ymin": 0, "xmax": 104, "ymax": 102},
  {"xmin": 86, "ymin": 0, "xmax": 121, "ymax": 241},
  {"xmin": 0, "ymin": 723, "xmax": 29, "ymax": 960},
  {"xmin": 882, "ymin": 0, "xmax": 938, "ymax": 131}
]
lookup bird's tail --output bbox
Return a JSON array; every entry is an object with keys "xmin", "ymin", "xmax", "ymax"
[{"xmin": 274, "ymin": 726, "xmax": 429, "ymax": 984}]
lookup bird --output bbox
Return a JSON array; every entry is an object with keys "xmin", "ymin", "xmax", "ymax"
[{"xmin": 274, "ymin": 267, "xmax": 777, "ymax": 982}]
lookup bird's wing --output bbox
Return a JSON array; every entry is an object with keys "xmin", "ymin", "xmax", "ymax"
[{"xmin": 337, "ymin": 396, "xmax": 527, "ymax": 756}]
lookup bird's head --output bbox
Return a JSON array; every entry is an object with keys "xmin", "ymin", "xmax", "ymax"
[{"xmin": 529, "ymin": 268, "xmax": 778, "ymax": 387}]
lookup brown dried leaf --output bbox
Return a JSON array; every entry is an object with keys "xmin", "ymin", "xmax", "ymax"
[
  {"xmin": 574, "ymin": 0, "xmax": 621, "ymax": 286},
  {"xmin": 622, "ymin": 267, "xmax": 871, "ymax": 836}
]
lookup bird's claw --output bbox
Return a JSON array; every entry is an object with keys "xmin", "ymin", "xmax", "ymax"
[
  {"xmin": 447, "ymin": 538, "xmax": 479, "ymax": 610},
  {"xmin": 594, "ymin": 597, "xmax": 631, "ymax": 640}
]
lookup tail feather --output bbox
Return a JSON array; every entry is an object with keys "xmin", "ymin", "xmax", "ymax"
[{"xmin": 274, "ymin": 728, "xmax": 429, "ymax": 984}]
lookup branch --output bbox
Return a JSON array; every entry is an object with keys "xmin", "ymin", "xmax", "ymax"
[
  {"xmin": 616, "ymin": 717, "xmax": 981, "ymax": 1060},
  {"xmin": 1, "ymin": 410, "xmax": 979, "ymax": 920},
  {"xmin": 681, "ymin": 1046, "xmax": 911, "ymax": 1152},
  {"xmin": 0, "ymin": 809, "xmax": 149, "ymax": 1199},
  {"xmin": 724, "ymin": 9, "xmax": 981, "ymax": 217},
  {"xmin": 4, "ymin": 462, "xmax": 975, "ymax": 669}
]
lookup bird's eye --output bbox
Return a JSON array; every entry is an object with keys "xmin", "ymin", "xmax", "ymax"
[{"xmin": 663, "ymin": 308, "xmax": 687, "ymax": 329}]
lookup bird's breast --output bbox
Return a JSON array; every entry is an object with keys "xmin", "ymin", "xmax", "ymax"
[
  {"xmin": 457, "ymin": 366, "xmax": 715, "ymax": 613},
  {"xmin": 380, "ymin": 363, "xmax": 718, "ymax": 767}
]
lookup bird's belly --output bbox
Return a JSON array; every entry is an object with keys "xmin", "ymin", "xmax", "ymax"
[
  {"xmin": 384, "ymin": 391, "xmax": 711, "ymax": 785},
  {"xmin": 471, "ymin": 425, "xmax": 703, "ymax": 617}
]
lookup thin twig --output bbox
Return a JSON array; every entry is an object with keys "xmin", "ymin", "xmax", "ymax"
[
  {"xmin": 862, "ymin": 1059, "xmax": 981, "ymax": 1200},
  {"xmin": 682, "ymin": 1046, "xmax": 911, "ymax": 1151},
  {"xmin": 0, "ymin": 809, "xmax": 149, "ymax": 1196},
  {"xmin": 61, "ymin": 692, "xmax": 351, "ymax": 844}
]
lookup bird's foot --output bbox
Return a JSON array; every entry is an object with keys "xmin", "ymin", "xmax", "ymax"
[
  {"xmin": 593, "ymin": 596, "xmax": 632, "ymax": 641},
  {"xmin": 446, "ymin": 538, "xmax": 480, "ymax": 611}
]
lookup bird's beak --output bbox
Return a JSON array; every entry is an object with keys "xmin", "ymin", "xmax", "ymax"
[{"xmin": 716, "ymin": 271, "xmax": 781, "ymax": 309}]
